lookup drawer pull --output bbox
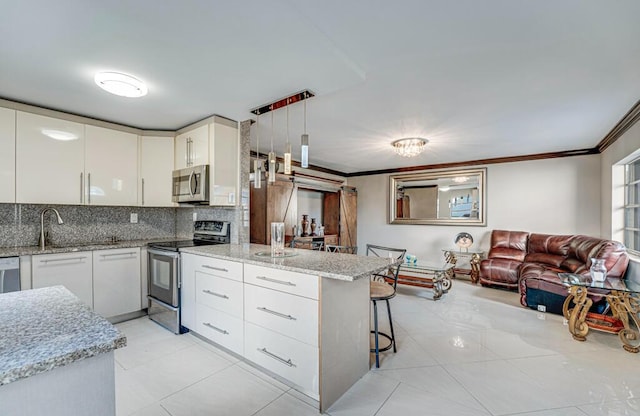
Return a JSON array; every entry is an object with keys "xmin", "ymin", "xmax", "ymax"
[
  {"xmin": 41, "ymin": 257, "xmax": 87, "ymax": 263},
  {"xmin": 255, "ymin": 275, "xmax": 296, "ymax": 287},
  {"xmin": 202, "ymin": 289, "xmax": 229, "ymax": 299},
  {"xmin": 202, "ymin": 265, "xmax": 228, "ymax": 272},
  {"xmin": 203, "ymin": 322, "xmax": 229, "ymax": 335},
  {"xmin": 100, "ymin": 252, "xmax": 137, "ymax": 258},
  {"xmin": 257, "ymin": 307, "xmax": 296, "ymax": 320},
  {"xmin": 257, "ymin": 347, "xmax": 296, "ymax": 368}
]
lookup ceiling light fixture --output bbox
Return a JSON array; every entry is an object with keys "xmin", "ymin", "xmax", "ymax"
[
  {"xmin": 268, "ymin": 107, "xmax": 276, "ymax": 183},
  {"xmin": 452, "ymin": 176, "xmax": 470, "ymax": 183},
  {"xmin": 94, "ymin": 71, "xmax": 148, "ymax": 98},
  {"xmin": 392, "ymin": 138, "xmax": 428, "ymax": 157},
  {"xmin": 254, "ymin": 111, "xmax": 262, "ymax": 189},
  {"xmin": 250, "ymin": 89, "xmax": 314, "ymax": 171},
  {"xmin": 284, "ymin": 98, "xmax": 292, "ymax": 175},
  {"xmin": 301, "ymin": 92, "xmax": 309, "ymax": 168}
]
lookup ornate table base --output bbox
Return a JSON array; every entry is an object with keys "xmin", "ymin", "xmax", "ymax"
[
  {"xmin": 443, "ymin": 250, "xmax": 483, "ymax": 284},
  {"xmin": 562, "ymin": 286, "xmax": 640, "ymax": 353}
]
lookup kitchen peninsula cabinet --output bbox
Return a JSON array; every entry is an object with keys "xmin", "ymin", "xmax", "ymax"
[
  {"xmin": 16, "ymin": 111, "xmax": 85, "ymax": 205},
  {"xmin": 32, "ymin": 251, "xmax": 93, "ymax": 308},
  {"xmin": 179, "ymin": 244, "xmax": 393, "ymax": 412},
  {"xmin": 92, "ymin": 248, "xmax": 141, "ymax": 318},
  {"xmin": 0, "ymin": 107, "xmax": 15, "ymax": 203},
  {"xmin": 85, "ymin": 125, "xmax": 138, "ymax": 206},
  {"xmin": 139, "ymin": 135, "xmax": 175, "ymax": 207}
]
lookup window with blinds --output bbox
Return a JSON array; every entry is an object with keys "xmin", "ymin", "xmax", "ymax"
[{"xmin": 624, "ymin": 157, "xmax": 640, "ymax": 254}]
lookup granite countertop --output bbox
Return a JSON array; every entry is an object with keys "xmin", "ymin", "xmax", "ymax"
[
  {"xmin": 180, "ymin": 243, "xmax": 399, "ymax": 281},
  {"xmin": 0, "ymin": 237, "xmax": 183, "ymax": 257},
  {"xmin": 0, "ymin": 286, "xmax": 126, "ymax": 386}
]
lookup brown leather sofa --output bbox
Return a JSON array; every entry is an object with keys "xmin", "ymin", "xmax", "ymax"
[{"xmin": 479, "ymin": 230, "xmax": 629, "ymax": 314}]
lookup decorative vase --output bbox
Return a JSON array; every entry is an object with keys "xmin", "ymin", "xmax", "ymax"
[
  {"xmin": 301, "ymin": 214, "xmax": 309, "ymax": 237},
  {"xmin": 310, "ymin": 218, "xmax": 317, "ymax": 236},
  {"xmin": 590, "ymin": 258, "xmax": 607, "ymax": 282}
]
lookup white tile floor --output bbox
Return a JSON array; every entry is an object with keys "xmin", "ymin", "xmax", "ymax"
[{"xmin": 115, "ymin": 281, "xmax": 640, "ymax": 416}]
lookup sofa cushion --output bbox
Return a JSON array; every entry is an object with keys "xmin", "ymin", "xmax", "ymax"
[
  {"xmin": 487, "ymin": 230, "xmax": 529, "ymax": 261},
  {"xmin": 524, "ymin": 234, "xmax": 572, "ymax": 267},
  {"xmin": 479, "ymin": 258, "xmax": 521, "ymax": 286},
  {"xmin": 563, "ymin": 236, "xmax": 629, "ymax": 278}
]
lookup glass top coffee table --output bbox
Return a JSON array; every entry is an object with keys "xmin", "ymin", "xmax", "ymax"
[
  {"xmin": 398, "ymin": 262, "xmax": 454, "ymax": 300},
  {"xmin": 560, "ymin": 273, "xmax": 640, "ymax": 353}
]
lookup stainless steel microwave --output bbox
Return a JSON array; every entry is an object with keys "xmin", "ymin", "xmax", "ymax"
[{"xmin": 172, "ymin": 165, "xmax": 209, "ymax": 204}]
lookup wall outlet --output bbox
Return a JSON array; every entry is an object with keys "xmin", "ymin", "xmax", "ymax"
[
  {"xmin": 193, "ymin": 212, "xmax": 197, "ymax": 221},
  {"xmin": 537, "ymin": 305, "xmax": 546, "ymax": 312},
  {"xmin": 130, "ymin": 213, "xmax": 138, "ymax": 224}
]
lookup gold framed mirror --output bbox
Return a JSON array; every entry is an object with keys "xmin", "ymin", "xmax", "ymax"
[{"xmin": 389, "ymin": 167, "xmax": 486, "ymax": 226}]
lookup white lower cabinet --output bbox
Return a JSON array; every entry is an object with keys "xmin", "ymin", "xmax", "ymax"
[
  {"xmin": 244, "ymin": 322, "xmax": 319, "ymax": 398},
  {"xmin": 92, "ymin": 248, "xmax": 141, "ymax": 318},
  {"xmin": 196, "ymin": 303, "xmax": 244, "ymax": 355},
  {"xmin": 32, "ymin": 251, "xmax": 93, "ymax": 308}
]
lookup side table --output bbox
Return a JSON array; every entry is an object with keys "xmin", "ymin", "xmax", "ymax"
[
  {"xmin": 442, "ymin": 249, "xmax": 484, "ymax": 284},
  {"xmin": 560, "ymin": 273, "xmax": 640, "ymax": 353},
  {"xmin": 397, "ymin": 262, "xmax": 453, "ymax": 300}
]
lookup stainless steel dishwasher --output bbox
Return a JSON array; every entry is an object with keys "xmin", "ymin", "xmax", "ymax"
[{"xmin": 0, "ymin": 257, "xmax": 20, "ymax": 293}]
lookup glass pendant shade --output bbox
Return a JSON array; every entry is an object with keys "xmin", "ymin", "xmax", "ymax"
[
  {"xmin": 253, "ymin": 159, "xmax": 262, "ymax": 189},
  {"xmin": 392, "ymin": 138, "xmax": 428, "ymax": 157},
  {"xmin": 284, "ymin": 143, "xmax": 292, "ymax": 174},
  {"xmin": 268, "ymin": 151, "xmax": 276, "ymax": 183},
  {"xmin": 301, "ymin": 134, "xmax": 309, "ymax": 168}
]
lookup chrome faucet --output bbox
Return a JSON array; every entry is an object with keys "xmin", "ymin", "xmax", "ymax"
[{"xmin": 40, "ymin": 208, "xmax": 64, "ymax": 250}]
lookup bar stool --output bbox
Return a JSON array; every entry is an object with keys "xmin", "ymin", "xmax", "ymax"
[
  {"xmin": 325, "ymin": 244, "xmax": 358, "ymax": 254},
  {"xmin": 366, "ymin": 244, "xmax": 406, "ymax": 368}
]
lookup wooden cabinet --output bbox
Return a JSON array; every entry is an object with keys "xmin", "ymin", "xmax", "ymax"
[
  {"xmin": 250, "ymin": 179, "xmax": 298, "ymax": 244},
  {"xmin": 31, "ymin": 251, "xmax": 93, "ymax": 308},
  {"xmin": 92, "ymin": 248, "xmax": 141, "ymax": 318},
  {"xmin": 174, "ymin": 125, "xmax": 208, "ymax": 169},
  {"xmin": 85, "ymin": 125, "xmax": 138, "ymax": 206},
  {"xmin": 323, "ymin": 187, "xmax": 357, "ymax": 247},
  {"xmin": 250, "ymin": 178, "xmax": 357, "ymax": 247},
  {"xmin": 16, "ymin": 112, "xmax": 85, "ymax": 205},
  {"xmin": 139, "ymin": 135, "xmax": 175, "ymax": 207},
  {"xmin": 0, "ymin": 107, "xmax": 15, "ymax": 203}
]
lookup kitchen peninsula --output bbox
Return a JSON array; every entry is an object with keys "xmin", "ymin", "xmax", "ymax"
[
  {"xmin": 0, "ymin": 286, "xmax": 126, "ymax": 416},
  {"xmin": 179, "ymin": 243, "xmax": 396, "ymax": 412}
]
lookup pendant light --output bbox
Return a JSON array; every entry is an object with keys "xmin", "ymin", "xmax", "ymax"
[
  {"xmin": 268, "ymin": 107, "xmax": 276, "ymax": 183},
  {"xmin": 301, "ymin": 93, "xmax": 309, "ymax": 168},
  {"xmin": 253, "ymin": 111, "xmax": 262, "ymax": 189},
  {"xmin": 284, "ymin": 98, "xmax": 292, "ymax": 174}
]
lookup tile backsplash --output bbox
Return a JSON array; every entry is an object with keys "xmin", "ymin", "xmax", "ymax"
[{"xmin": 0, "ymin": 204, "xmax": 245, "ymax": 248}]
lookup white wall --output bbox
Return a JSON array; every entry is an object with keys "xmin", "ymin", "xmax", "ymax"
[
  {"xmin": 348, "ymin": 155, "xmax": 601, "ymax": 261},
  {"xmin": 600, "ymin": 121, "xmax": 640, "ymax": 240},
  {"xmin": 297, "ymin": 189, "xmax": 324, "ymax": 231}
]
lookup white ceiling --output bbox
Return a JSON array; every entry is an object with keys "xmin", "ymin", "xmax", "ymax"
[{"xmin": 2, "ymin": 1, "xmax": 640, "ymax": 174}]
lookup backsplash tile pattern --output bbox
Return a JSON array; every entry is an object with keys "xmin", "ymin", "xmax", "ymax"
[{"xmin": 0, "ymin": 204, "xmax": 176, "ymax": 248}]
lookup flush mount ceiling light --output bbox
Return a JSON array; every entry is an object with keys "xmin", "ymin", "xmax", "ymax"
[
  {"xmin": 452, "ymin": 176, "xmax": 470, "ymax": 183},
  {"xmin": 391, "ymin": 138, "xmax": 428, "ymax": 157},
  {"xmin": 94, "ymin": 71, "xmax": 148, "ymax": 98}
]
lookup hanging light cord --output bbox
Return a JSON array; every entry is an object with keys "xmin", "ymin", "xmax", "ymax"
[
  {"xmin": 271, "ymin": 107, "xmax": 274, "ymax": 152},
  {"xmin": 286, "ymin": 98, "xmax": 290, "ymax": 146},
  {"xmin": 256, "ymin": 111, "xmax": 260, "ymax": 158},
  {"xmin": 304, "ymin": 95, "xmax": 307, "ymax": 134}
]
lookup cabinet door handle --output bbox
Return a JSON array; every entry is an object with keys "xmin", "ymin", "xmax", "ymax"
[
  {"xmin": 203, "ymin": 322, "xmax": 228, "ymax": 335},
  {"xmin": 202, "ymin": 265, "xmax": 228, "ymax": 272},
  {"xmin": 87, "ymin": 173, "xmax": 91, "ymax": 204},
  {"xmin": 257, "ymin": 348, "xmax": 296, "ymax": 367},
  {"xmin": 80, "ymin": 172, "xmax": 84, "ymax": 204},
  {"xmin": 255, "ymin": 275, "xmax": 296, "ymax": 287},
  {"xmin": 141, "ymin": 178, "xmax": 145, "ymax": 206},
  {"xmin": 202, "ymin": 289, "xmax": 228, "ymax": 299},
  {"xmin": 100, "ymin": 252, "xmax": 137, "ymax": 258},
  {"xmin": 257, "ymin": 307, "xmax": 296, "ymax": 320},
  {"xmin": 41, "ymin": 257, "xmax": 87, "ymax": 264}
]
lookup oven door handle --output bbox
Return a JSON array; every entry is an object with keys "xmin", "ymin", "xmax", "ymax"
[{"xmin": 147, "ymin": 248, "xmax": 180, "ymax": 258}]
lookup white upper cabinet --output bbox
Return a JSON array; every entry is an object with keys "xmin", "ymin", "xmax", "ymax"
[
  {"xmin": 16, "ymin": 112, "xmax": 86, "ymax": 205},
  {"xmin": 209, "ymin": 121, "xmax": 239, "ymax": 206},
  {"xmin": 0, "ymin": 107, "xmax": 15, "ymax": 203},
  {"xmin": 174, "ymin": 124, "xmax": 209, "ymax": 169},
  {"xmin": 139, "ymin": 135, "xmax": 175, "ymax": 207},
  {"xmin": 85, "ymin": 125, "xmax": 138, "ymax": 206}
]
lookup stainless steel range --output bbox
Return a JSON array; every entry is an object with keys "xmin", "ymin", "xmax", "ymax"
[{"xmin": 147, "ymin": 220, "xmax": 231, "ymax": 334}]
